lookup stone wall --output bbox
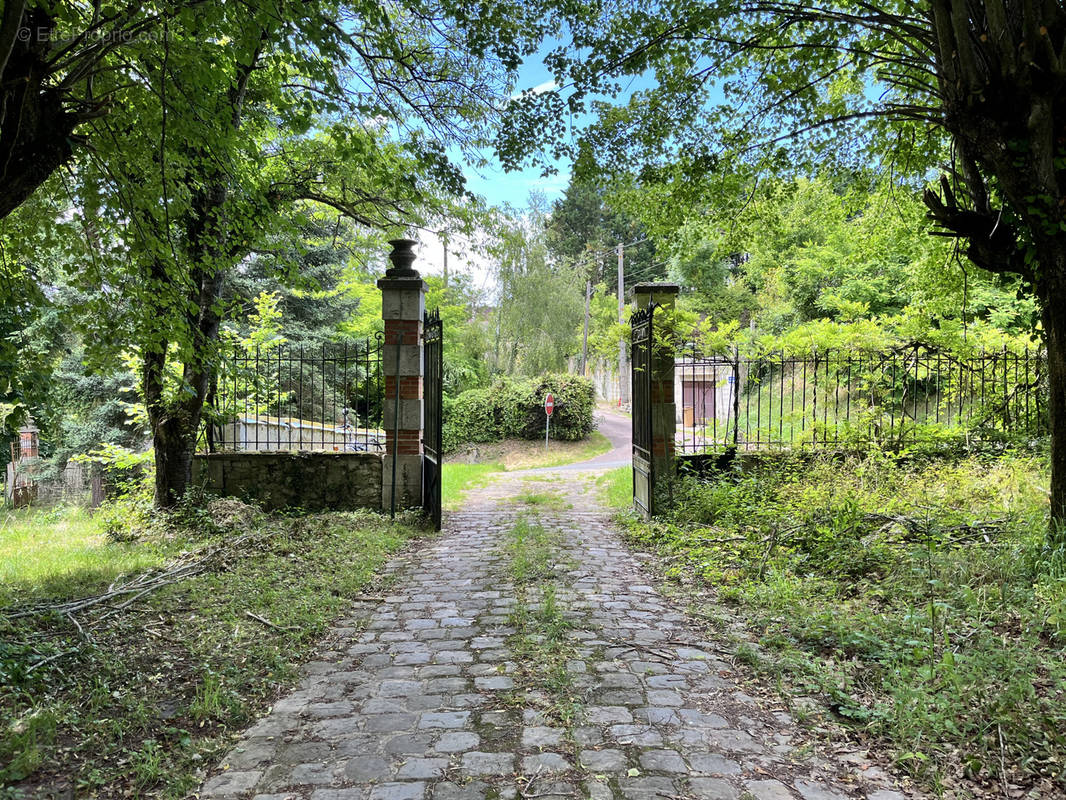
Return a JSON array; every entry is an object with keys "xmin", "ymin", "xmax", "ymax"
[{"xmin": 192, "ymin": 452, "xmax": 383, "ymax": 511}]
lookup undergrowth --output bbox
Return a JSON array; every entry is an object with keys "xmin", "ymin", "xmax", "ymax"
[
  {"xmin": 1, "ymin": 497, "xmax": 424, "ymax": 798},
  {"xmin": 623, "ymin": 450, "xmax": 1066, "ymax": 797}
]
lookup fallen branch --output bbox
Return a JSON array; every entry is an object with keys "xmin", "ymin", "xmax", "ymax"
[
  {"xmin": 26, "ymin": 649, "xmax": 75, "ymax": 673},
  {"xmin": 66, "ymin": 612, "xmax": 90, "ymax": 642},
  {"xmin": 244, "ymin": 611, "xmax": 293, "ymax": 632},
  {"xmin": 9, "ymin": 532, "xmax": 263, "ymax": 625}
]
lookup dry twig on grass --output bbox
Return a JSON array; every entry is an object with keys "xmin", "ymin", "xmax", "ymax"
[{"xmin": 8, "ymin": 532, "xmax": 263, "ymax": 627}]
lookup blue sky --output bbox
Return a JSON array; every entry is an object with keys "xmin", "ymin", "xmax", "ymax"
[
  {"xmin": 419, "ymin": 44, "xmax": 659, "ymax": 286},
  {"xmin": 455, "ymin": 40, "xmax": 659, "ymax": 210},
  {"xmin": 460, "ymin": 47, "xmax": 573, "ymax": 209},
  {"xmin": 462, "ymin": 160, "xmax": 573, "ymax": 209}
]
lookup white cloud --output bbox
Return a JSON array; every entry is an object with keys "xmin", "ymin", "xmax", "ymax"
[{"xmin": 510, "ymin": 79, "xmax": 558, "ymax": 100}]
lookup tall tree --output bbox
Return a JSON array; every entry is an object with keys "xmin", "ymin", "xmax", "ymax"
[
  {"xmin": 496, "ymin": 0, "xmax": 1066, "ymax": 529},
  {"xmin": 491, "ymin": 200, "xmax": 584, "ymax": 375},
  {"xmin": 28, "ymin": 0, "xmax": 517, "ymax": 506},
  {"xmin": 546, "ymin": 178, "xmax": 659, "ymax": 291}
]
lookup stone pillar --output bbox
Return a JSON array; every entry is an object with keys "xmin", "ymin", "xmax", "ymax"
[
  {"xmin": 378, "ymin": 239, "xmax": 426, "ymax": 511},
  {"xmin": 633, "ymin": 283, "xmax": 679, "ymax": 508}
]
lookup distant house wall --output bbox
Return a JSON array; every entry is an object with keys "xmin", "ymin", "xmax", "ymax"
[
  {"xmin": 674, "ymin": 358, "xmax": 739, "ymax": 425},
  {"xmin": 192, "ymin": 451, "xmax": 383, "ymax": 511},
  {"xmin": 581, "ymin": 357, "xmax": 625, "ymax": 407}
]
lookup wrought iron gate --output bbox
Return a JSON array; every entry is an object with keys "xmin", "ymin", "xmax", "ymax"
[
  {"xmin": 631, "ymin": 304, "xmax": 655, "ymax": 518},
  {"xmin": 423, "ymin": 310, "xmax": 443, "ymax": 530}
]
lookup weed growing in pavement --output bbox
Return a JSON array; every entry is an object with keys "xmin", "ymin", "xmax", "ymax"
[
  {"xmin": 502, "ymin": 514, "xmax": 583, "ymax": 733},
  {"xmin": 512, "ymin": 490, "xmax": 571, "ymax": 511}
]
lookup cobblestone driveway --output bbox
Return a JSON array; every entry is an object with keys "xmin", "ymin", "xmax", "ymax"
[{"xmin": 199, "ymin": 472, "xmax": 914, "ymax": 800}]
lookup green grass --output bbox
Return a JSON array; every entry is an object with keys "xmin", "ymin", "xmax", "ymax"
[
  {"xmin": 623, "ymin": 451, "xmax": 1065, "ymax": 796},
  {"xmin": 449, "ymin": 432, "xmax": 613, "ymax": 472},
  {"xmin": 0, "ymin": 505, "xmax": 186, "ymax": 607},
  {"xmin": 440, "ymin": 432, "xmax": 614, "ymax": 511},
  {"xmin": 1, "ymin": 499, "xmax": 425, "ymax": 798},
  {"xmin": 512, "ymin": 489, "xmax": 571, "ymax": 511},
  {"xmin": 505, "ymin": 514, "xmax": 562, "ymax": 584},
  {"xmin": 441, "ymin": 462, "xmax": 502, "ymax": 510},
  {"xmin": 596, "ymin": 466, "xmax": 632, "ymax": 510}
]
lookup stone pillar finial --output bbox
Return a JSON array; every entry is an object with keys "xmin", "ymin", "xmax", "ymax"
[{"xmin": 386, "ymin": 238, "xmax": 421, "ymax": 279}]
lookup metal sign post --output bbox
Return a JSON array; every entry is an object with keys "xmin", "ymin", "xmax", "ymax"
[{"xmin": 544, "ymin": 393, "xmax": 554, "ymax": 450}]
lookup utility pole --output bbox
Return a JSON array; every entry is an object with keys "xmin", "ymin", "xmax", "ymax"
[
  {"xmin": 617, "ymin": 243, "xmax": 629, "ymax": 406},
  {"xmin": 442, "ymin": 235, "xmax": 449, "ymax": 288},
  {"xmin": 580, "ymin": 278, "xmax": 591, "ymax": 375}
]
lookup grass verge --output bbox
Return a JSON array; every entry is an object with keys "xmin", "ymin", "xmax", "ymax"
[
  {"xmin": 0, "ymin": 505, "xmax": 186, "ymax": 608},
  {"xmin": 621, "ymin": 451, "xmax": 1065, "ymax": 797},
  {"xmin": 1, "ymin": 500, "xmax": 424, "ymax": 798},
  {"xmin": 595, "ymin": 467, "xmax": 632, "ymax": 511},
  {"xmin": 442, "ymin": 462, "xmax": 502, "ymax": 510}
]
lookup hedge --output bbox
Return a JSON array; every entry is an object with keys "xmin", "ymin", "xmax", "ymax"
[{"xmin": 443, "ymin": 374, "xmax": 595, "ymax": 452}]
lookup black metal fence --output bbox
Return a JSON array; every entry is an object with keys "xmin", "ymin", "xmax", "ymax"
[
  {"xmin": 201, "ymin": 338, "xmax": 385, "ymax": 453},
  {"xmin": 675, "ymin": 343, "xmax": 1048, "ymax": 454}
]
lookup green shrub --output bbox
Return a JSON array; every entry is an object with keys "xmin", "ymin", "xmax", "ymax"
[
  {"xmin": 442, "ymin": 388, "xmax": 504, "ymax": 452},
  {"xmin": 443, "ymin": 374, "xmax": 595, "ymax": 452}
]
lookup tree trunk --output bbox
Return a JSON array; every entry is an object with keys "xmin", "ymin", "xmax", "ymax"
[
  {"xmin": 0, "ymin": 6, "xmax": 83, "ymax": 220},
  {"xmin": 144, "ymin": 345, "xmax": 202, "ymax": 509},
  {"xmin": 1040, "ymin": 271, "xmax": 1066, "ymax": 541},
  {"xmin": 152, "ymin": 412, "xmax": 197, "ymax": 508}
]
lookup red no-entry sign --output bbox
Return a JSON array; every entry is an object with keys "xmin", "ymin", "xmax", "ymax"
[{"xmin": 544, "ymin": 393, "xmax": 554, "ymax": 450}]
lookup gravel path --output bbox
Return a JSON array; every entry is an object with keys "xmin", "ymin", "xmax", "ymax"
[{"xmin": 198, "ymin": 470, "xmax": 915, "ymax": 800}]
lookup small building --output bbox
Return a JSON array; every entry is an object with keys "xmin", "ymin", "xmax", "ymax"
[{"xmin": 675, "ymin": 357, "xmax": 737, "ymax": 427}]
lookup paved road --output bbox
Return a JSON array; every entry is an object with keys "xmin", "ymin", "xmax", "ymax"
[
  {"xmin": 521, "ymin": 406, "xmax": 631, "ymax": 473},
  {"xmin": 199, "ymin": 472, "xmax": 914, "ymax": 800}
]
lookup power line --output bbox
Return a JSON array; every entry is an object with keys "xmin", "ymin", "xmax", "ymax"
[{"xmin": 565, "ymin": 235, "xmax": 654, "ymax": 269}]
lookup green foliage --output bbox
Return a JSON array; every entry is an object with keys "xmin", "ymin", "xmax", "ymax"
[
  {"xmin": 34, "ymin": 349, "xmax": 146, "ymax": 477},
  {"xmin": 1, "ymin": 0, "xmax": 531, "ymax": 506},
  {"xmin": 489, "ymin": 200, "xmax": 585, "ymax": 376},
  {"xmin": 596, "ymin": 466, "xmax": 633, "ymax": 510},
  {"xmin": 498, "ymin": 374, "xmax": 595, "ymax": 441},
  {"xmin": 442, "ymin": 388, "xmax": 504, "ymax": 451},
  {"xmin": 443, "ymin": 374, "xmax": 595, "ymax": 451},
  {"xmin": 545, "ymin": 177, "xmax": 661, "ymax": 289},
  {"xmin": 0, "ymin": 269, "xmax": 54, "ymax": 441},
  {"xmin": 425, "ymin": 274, "xmax": 493, "ymax": 395},
  {"xmin": 625, "ymin": 452, "xmax": 1063, "ymax": 793},
  {"xmin": 71, "ymin": 446, "xmax": 156, "ymax": 542},
  {"xmin": 582, "ymin": 287, "xmax": 629, "ymax": 366},
  {"xmin": 652, "ymin": 176, "xmax": 1039, "ymax": 345}
]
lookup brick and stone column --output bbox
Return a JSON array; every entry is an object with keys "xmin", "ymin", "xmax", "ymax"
[
  {"xmin": 378, "ymin": 239, "xmax": 425, "ymax": 511},
  {"xmin": 633, "ymin": 282, "xmax": 679, "ymax": 508}
]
